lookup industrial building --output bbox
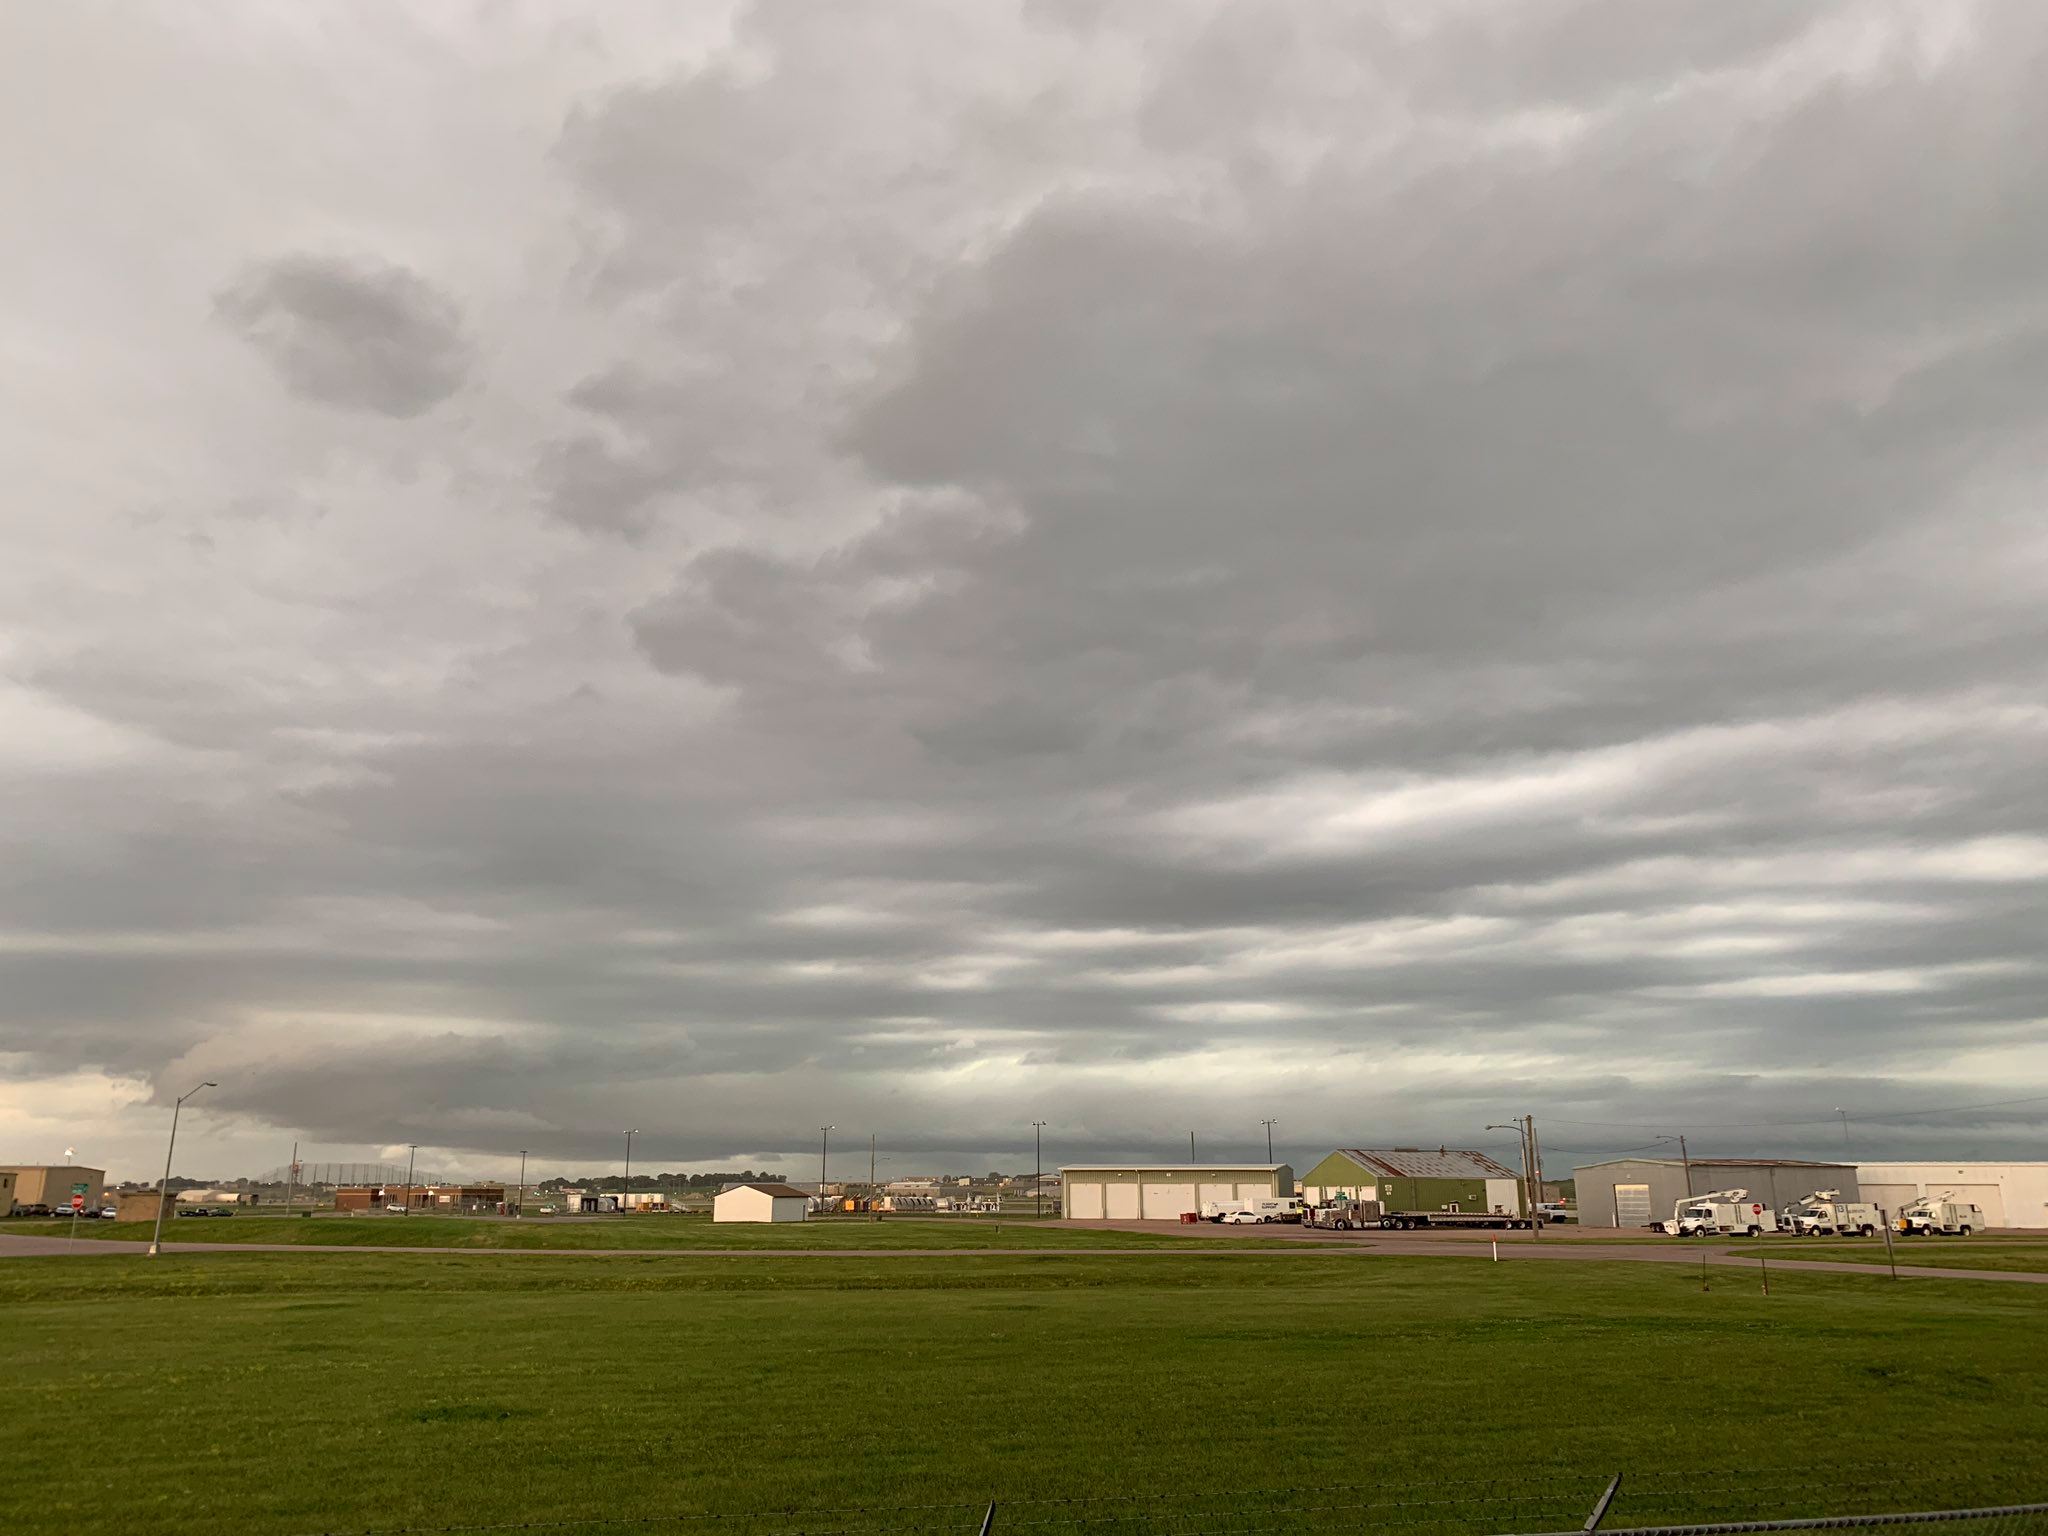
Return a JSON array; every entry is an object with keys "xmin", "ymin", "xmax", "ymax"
[
  {"xmin": 1300, "ymin": 1148, "xmax": 1524, "ymax": 1215},
  {"xmin": 1058, "ymin": 1164, "xmax": 1293, "ymax": 1220},
  {"xmin": 713, "ymin": 1182, "xmax": 810, "ymax": 1223},
  {"xmin": 0, "ymin": 1170, "xmax": 14, "ymax": 1215},
  {"xmin": 333, "ymin": 1183, "xmax": 506, "ymax": 1213},
  {"xmin": 1573, "ymin": 1158, "xmax": 1857, "ymax": 1230},
  {"xmin": 1857, "ymin": 1163, "xmax": 2048, "ymax": 1229},
  {"xmin": 0, "ymin": 1165, "xmax": 106, "ymax": 1212}
]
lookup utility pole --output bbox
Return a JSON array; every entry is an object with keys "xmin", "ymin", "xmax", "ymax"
[
  {"xmin": 1836, "ymin": 1107, "xmax": 1849, "ymax": 1146},
  {"xmin": 1487, "ymin": 1118, "xmax": 1534, "ymax": 1235},
  {"xmin": 403, "ymin": 1144, "xmax": 418, "ymax": 1216},
  {"xmin": 1032, "ymin": 1121, "xmax": 1047, "ymax": 1218},
  {"xmin": 1189, "ymin": 1130, "xmax": 1197, "ymax": 1163},
  {"xmin": 1658, "ymin": 1134, "xmax": 1694, "ymax": 1201},
  {"xmin": 284, "ymin": 1140, "xmax": 297, "ymax": 1220},
  {"xmin": 820, "ymin": 1125, "xmax": 834, "ymax": 1196},
  {"xmin": 517, "ymin": 1149, "xmax": 527, "ymax": 1219},
  {"xmin": 1260, "ymin": 1118, "xmax": 1277, "ymax": 1163},
  {"xmin": 1526, "ymin": 1115, "xmax": 1543, "ymax": 1240},
  {"xmin": 623, "ymin": 1128, "xmax": 637, "ymax": 1215},
  {"xmin": 869, "ymin": 1133, "xmax": 877, "ymax": 1205},
  {"xmin": 150, "ymin": 1082, "xmax": 217, "ymax": 1253}
]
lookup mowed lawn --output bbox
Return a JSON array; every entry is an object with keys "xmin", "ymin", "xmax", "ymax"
[
  {"xmin": 1, "ymin": 1253, "xmax": 2042, "ymax": 1536},
  {"xmin": 1732, "ymin": 1239, "xmax": 2048, "ymax": 1273},
  {"xmin": 44, "ymin": 1213, "xmax": 1202, "ymax": 1250}
]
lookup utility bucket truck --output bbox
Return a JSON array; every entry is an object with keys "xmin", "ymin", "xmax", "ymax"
[
  {"xmin": 1895, "ymin": 1193, "xmax": 1983, "ymax": 1236},
  {"xmin": 1784, "ymin": 1190, "xmax": 1883, "ymax": 1237},
  {"xmin": 1661, "ymin": 1189, "xmax": 1778, "ymax": 1237}
]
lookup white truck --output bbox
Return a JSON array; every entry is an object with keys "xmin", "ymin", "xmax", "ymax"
[
  {"xmin": 1895, "ymin": 1193, "xmax": 1983, "ymax": 1236},
  {"xmin": 1661, "ymin": 1188, "xmax": 1779, "ymax": 1237},
  {"xmin": 1204, "ymin": 1196, "xmax": 1305, "ymax": 1223},
  {"xmin": 1782, "ymin": 1190, "xmax": 1883, "ymax": 1237}
]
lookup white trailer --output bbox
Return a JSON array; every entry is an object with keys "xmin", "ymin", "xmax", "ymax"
[
  {"xmin": 1895, "ymin": 1193, "xmax": 1983, "ymax": 1236},
  {"xmin": 1783, "ymin": 1190, "xmax": 1883, "ymax": 1237},
  {"xmin": 1662, "ymin": 1188, "xmax": 1779, "ymax": 1237}
]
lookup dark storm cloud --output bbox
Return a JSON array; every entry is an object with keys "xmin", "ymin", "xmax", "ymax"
[
  {"xmin": 213, "ymin": 253, "xmax": 471, "ymax": 417},
  {"xmin": 6, "ymin": 4, "xmax": 2046, "ymax": 1177}
]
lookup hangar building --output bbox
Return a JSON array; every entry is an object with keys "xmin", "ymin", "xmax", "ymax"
[
  {"xmin": 1059, "ymin": 1164, "xmax": 1293, "ymax": 1220},
  {"xmin": 1573, "ymin": 1157, "xmax": 1857, "ymax": 1230},
  {"xmin": 1857, "ymin": 1162, "xmax": 2048, "ymax": 1229},
  {"xmin": 1300, "ymin": 1147, "xmax": 1524, "ymax": 1215}
]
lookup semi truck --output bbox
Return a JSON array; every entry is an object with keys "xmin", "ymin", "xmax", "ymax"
[
  {"xmin": 1661, "ymin": 1189, "xmax": 1779, "ymax": 1237},
  {"xmin": 1895, "ymin": 1193, "xmax": 1982, "ymax": 1236},
  {"xmin": 1782, "ymin": 1190, "xmax": 1883, "ymax": 1237},
  {"xmin": 1303, "ymin": 1199, "xmax": 1381, "ymax": 1230}
]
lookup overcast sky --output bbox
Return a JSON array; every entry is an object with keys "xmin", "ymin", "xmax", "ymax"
[{"xmin": 4, "ymin": 2, "xmax": 2045, "ymax": 1185}]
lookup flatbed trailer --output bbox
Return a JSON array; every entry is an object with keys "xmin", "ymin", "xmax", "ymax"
[{"xmin": 1378, "ymin": 1209, "xmax": 1533, "ymax": 1230}]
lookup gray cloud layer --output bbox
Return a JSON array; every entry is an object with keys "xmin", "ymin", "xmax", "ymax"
[{"xmin": 2, "ymin": 2, "xmax": 2044, "ymax": 1178}]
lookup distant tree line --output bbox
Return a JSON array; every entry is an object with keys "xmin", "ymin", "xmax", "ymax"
[{"xmin": 537, "ymin": 1171, "xmax": 788, "ymax": 1192}]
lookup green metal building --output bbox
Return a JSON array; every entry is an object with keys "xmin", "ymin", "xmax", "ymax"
[{"xmin": 1299, "ymin": 1147, "xmax": 1524, "ymax": 1215}]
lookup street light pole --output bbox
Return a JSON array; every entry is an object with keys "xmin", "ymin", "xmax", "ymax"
[
  {"xmin": 1657, "ymin": 1134, "xmax": 1694, "ymax": 1201},
  {"xmin": 1836, "ymin": 1107, "xmax": 1849, "ymax": 1146},
  {"xmin": 403, "ymin": 1144, "xmax": 418, "ymax": 1215},
  {"xmin": 517, "ymin": 1150, "xmax": 528, "ymax": 1219},
  {"xmin": 149, "ymin": 1081, "xmax": 217, "ymax": 1256},
  {"xmin": 1032, "ymin": 1121, "xmax": 1047, "ymax": 1218},
  {"xmin": 1260, "ymin": 1118, "xmax": 1277, "ymax": 1163},
  {"xmin": 1189, "ymin": 1130, "xmax": 1196, "ymax": 1163},
  {"xmin": 623, "ymin": 1129, "xmax": 637, "ymax": 1215},
  {"xmin": 820, "ymin": 1125, "xmax": 834, "ymax": 1197}
]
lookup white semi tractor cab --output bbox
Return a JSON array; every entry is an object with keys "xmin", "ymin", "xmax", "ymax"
[
  {"xmin": 1895, "ymin": 1193, "xmax": 1983, "ymax": 1236},
  {"xmin": 1784, "ymin": 1190, "xmax": 1884, "ymax": 1237},
  {"xmin": 1662, "ymin": 1188, "xmax": 1780, "ymax": 1237}
]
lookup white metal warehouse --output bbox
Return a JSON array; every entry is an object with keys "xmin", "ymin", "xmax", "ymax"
[
  {"xmin": 1856, "ymin": 1162, "xmax": 2048, "ymax": 1229},
  {"xmin": 1059, "ymin": 1164, "xmax": 1293, "ymax": 1220},
  {"xmin": 713, "ymin": 1181, "xmax": 811, "ymax": 1223}
]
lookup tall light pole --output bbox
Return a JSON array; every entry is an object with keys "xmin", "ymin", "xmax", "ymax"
[
  {"xmin": 1835, "ymin": 1107, "xmax": 1849, "ymax": 1146},
  {"xmin": 149, "ymin": 1081, "xmax": 216, "ymax": 1256},
  {"xmin": 403, "ymin": 1144, "xmax": 418, "ymax": 1214},
  {"xmin": 1488, "ymin": 1120, "xmax": 1533, "ymax": 1232},
  {"xmin": 1032, "ymin": 1121, "xmax": 1047, "ymax": 1218},
  {"xmin": 1189, "ymin": 1130, "xmax": 1197, "ymax": 1163},
  {"xmin": 1260, "ymin": 1118, "xmax": 1277, "ymax": 1163},
  {"xmin": 517, "ymin": 1149, "xmax": 528, "ymax": 1219},
  {"xmin": 820, "ymin": 1126, "xmax": 834, "ymax": 1196},
  {"xmin": 623, "ymin": 1129, "xmax": 637, "ymax": 1215}
]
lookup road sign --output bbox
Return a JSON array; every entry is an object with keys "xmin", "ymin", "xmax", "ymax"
[
  {"xmin": 71, "ymin": 1195, "xmax": 85, "ymax": 1210},
  {"xmin": 72, "ymin": 1182, "xmax": 88, "ymax": 1196}
]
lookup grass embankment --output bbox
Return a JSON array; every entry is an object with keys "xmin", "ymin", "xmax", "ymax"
[
  {"xmin": 1, "ymin": 1252, "xmax": 2041, "ymax": 1536},
  {"xmin": 46, "ymin": 1213, "xmax": 1199, "ymax": 1250}
]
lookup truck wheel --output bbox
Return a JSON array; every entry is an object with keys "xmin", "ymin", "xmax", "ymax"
[
  {"xmin": 1859, "ymin": 1225, "xmax": 1874, "ymax": 1238},
  {"xmin": 1960, "ymin": 1226, "xmax": 1972, "ymax": 1236},
  {"xmin": 1746, "ymin": 1226, "xmax": 1761, "ymax": 1238}
]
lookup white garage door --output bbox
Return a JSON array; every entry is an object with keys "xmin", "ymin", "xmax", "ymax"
[
  {"xmin": 1234, "ymin": 1181, "xmax": 1272, "ymax": 1201},
  {"xmin": 1612, "ymin": 1184, "xmax": 1651, "ymax": 1228},
  {"xmin": 1068, "ymin": 1183, "xmax": 1103, "ymax": 1220},
  {"xmin": 1862, "ymin": 1184, "xmax": 1916, "ymax": 1216},
  {"xmin": 1198, "ymin": 1182, "xmax": 1235, "ymax": 1209},
  {"xmin": 1105, "ymin": 1183, "xmax": 1141, "ymax": 1219},
  {"xmin": 1952, "ymin": 1185, "xmax": 2006, "ymax": 1226},
  {"xmin": 1142, "ymin": 1183, "xmax": 1199, "ymax": 1218}
]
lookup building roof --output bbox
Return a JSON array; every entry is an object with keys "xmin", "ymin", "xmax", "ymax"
[
  {"xmin": 1574, "ymin": 1157, "xmax": 1854, "ymax": 1171},
  {"xmin": 719, "ymin": 1181, "xmax": 811, "ymax": 1199},
  {"xmin": 1329, "ymin": 1147, "xmax": 1520, "ymax": 1180},
  {"xmin": 1057, "ymin": 1164, "xmax": 1289, "ymax": 1174}
]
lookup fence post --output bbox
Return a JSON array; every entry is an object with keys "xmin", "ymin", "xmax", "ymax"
[{"xmin": 1582, "ymin": 1473, "xmax": 1623, "ymax": 1533}]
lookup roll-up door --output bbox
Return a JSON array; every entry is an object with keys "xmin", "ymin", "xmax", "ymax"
[
  {"xmin": 1068, "ymin": 1183, "xmax": 1104, "ymax": 1220},
  {"xmin": 1612, "ymin": 1184, "xmax": 1651, "ymax": 1228},
  {"xmin": 1198, "ymin": 1182, "xmax": 1235, "ymax": 1209},
  {"xmin": 1142, "ymin": 1183, "xmax": 1198, "ymax": 1218},
  {"xmin": 1862, "ymin": 1184, "xmax": 1916, "ymax": 1216},
  {"xmin": 1105, "ymin": 1183, "xmax": 1140, "ymax": 1219}
]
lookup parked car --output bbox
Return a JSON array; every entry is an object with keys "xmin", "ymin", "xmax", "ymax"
[
  {"xmin": 206, "ymin": 1207, "xmax": 234, "ymax": 1217},
  {"xmin": 1534, "ymin": 1202, "xmax": 1575, "ymax": 1224},
  {"xmin": 99, "ymin": 1207, "xmax": 119, "ymax": 1219},
  {"xmin": 1219, "ymin": 1209, "xmax": 1264, "ymax": 1225},
  {"xmin": 176, "ymin": 1207, "xmax": 206, "ymax": 1218}
]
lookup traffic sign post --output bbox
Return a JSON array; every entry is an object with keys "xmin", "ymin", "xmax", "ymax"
[{"xmin": 69, "ymin": 1184, "xmax": 87, "ymax": 1250}]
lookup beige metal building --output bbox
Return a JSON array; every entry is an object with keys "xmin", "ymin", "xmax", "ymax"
[
  {"xmin": 0, "ymin": 1165, "xmax": 106, "ymax": 1211},
  {"xmin": 0, "ymin": 1169, "xmax": 14, "ymax": 1215},
  {"xmin": 1857, "ymin": 1163, "xmax": 2048, "ymax": 1229},
  {"xmin": 1059, "ymin": 1164, "xmax": 1294, "ymax": 1220},
  {"xmin": 713, "ymin": 1182, "xmax": 810, "ymax": 1222}
]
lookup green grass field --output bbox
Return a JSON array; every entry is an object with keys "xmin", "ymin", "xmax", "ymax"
[
  {"xmin": 2, "ymin": 1250, "xmax": 2042, "ymax": 1536},
  {"xmin": 1729, "ymin": 1239, "xmax": 2048, "ymax": 1273},
  {"xmin": 41, "ymin": 1213, "xmax": 1205, "ymax": 1250}
]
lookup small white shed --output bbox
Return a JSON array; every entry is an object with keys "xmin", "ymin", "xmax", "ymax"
[{"xmin": 713, "ymin": 1181, "xmax": 810, "ymax": 1223}]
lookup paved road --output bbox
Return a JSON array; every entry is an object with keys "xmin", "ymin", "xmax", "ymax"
[{"xmin": 1, "ymin": 1230, "xmax": 2040, "ymax": 1282}]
